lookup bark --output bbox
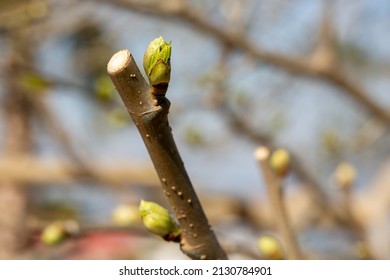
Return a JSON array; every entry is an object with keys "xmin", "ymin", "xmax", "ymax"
[{"xmin": 0, "ymin": 32, "xmax": 32, "ymax": 259}]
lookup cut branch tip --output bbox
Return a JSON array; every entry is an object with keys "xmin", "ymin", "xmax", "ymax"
[{"xmin": 107, "ymin": 49, "xmax": 131, "ymax": 74}]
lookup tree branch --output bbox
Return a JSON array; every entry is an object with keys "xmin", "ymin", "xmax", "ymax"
[
  {"xmin": 107, "ymin": 49, "xmax": 227, "ymax": 259},
  {"xmin": 211, "ymin": 46, "xmax": 343, "ymax": 226},
  {"xmin": 0, "ymin": 157, "xmax": 159, "ymax": 187},
  {"xmin": 27, "ymin": 95, "xmax": 115, "ymax": 185},
  {"xmin": 254, "ymin": 146, "xmax": 304, "ymax": 260}
]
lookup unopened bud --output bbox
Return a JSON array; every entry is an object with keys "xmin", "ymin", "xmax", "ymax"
[
  {"xmin": 41, "ymin": 222, "xmax": 67, "ymax": 246},
  {"xmin": 139, "ymin": 200, "xmax": 180, "ymax": 241},
  {"xmin": 355, "ymin": 241, "xmax": 370, "ymax": 259},
  {"xmin": 143, "ymin": 37, "xmax": 171, "ymax": 87},
  {"xmin": 112, "ymin": 204, "xmax": 139, "ymax": 227},
  {"xmin": 270, "ymin": 148, "xmax": 291, "ymax": 177},
  {"xmin": 334, "ymin": 162, "xmax": 357, "ymax": 189},
  {"xmin": 257, "ymin": 235, "xmax": 284, "ymax": 260}
]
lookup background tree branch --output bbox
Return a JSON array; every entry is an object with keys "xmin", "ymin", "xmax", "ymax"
[
  {"xmin": 98, "ymin": 0, "xmax": 390, "ymax": 126},
  {"xmin": 255, "ymin": 146, "xmax": 304, "ymax": 260}
]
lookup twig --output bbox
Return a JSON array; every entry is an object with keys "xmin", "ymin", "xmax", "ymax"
[
  {"xmin": 254, "ymin": 146, "xmax": 304, "ymax": 260},
  {"xmin": 341, "ymin": 188, "xmax": 373, "ymax": 259},
  {"xmin": 29, "ymin": 97, "xmax": 92, "ymax": 167},
  {"xmin": 107, "ymin": 49, "xmax": 227, "ymax": 259},
  {"xmin": 334, "ymin": 163, "xmax": 374, "ymax": 259},
  {"xmin": 0, "ymin": 31, "xmax": 32, "ymax": 259},
  {"xmin": 179, "ymin": 4, "xmax": 390, "ymax": 126},
  {"xmin": 223, "ymin": 105, "xmax": 332, "ymax": 210},
  {"xmin": 211, "ymin": 46, "xmax": 343, "ymax": 226},
  {"xmin": 27, "ymin": 95, "xmax": 119, "ymax": 185},
  {"xmin": 0, "ymin": 157, "xmax": 159, "ymax": 187}
]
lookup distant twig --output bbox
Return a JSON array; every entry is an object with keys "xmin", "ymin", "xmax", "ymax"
[
  {"xmin": 29, "ymin": 96, "xmax": 96, "ymax": 170},
  {"xmin": 340, "ymin": 186, "xmax": 373, "ymax": 259},
  {"xmin": 333, "ymin": 162, "xmax": 374, "ymax": 259},
  {"xmin": 210, "ymin": 46, "xmax": 342, "ymax": 226},
  {"xmin": 0, "ymin": 30, "xmax": 32, "ymax": 259},
  {"xmin": 0, "ymin": 157, "xmax": 159, "ymax": 187},
  {"xmin": 97, "ymin": 0, "xmax": 390, "ymax": 126},
  {"xmin": 229, "ymin": 108, "xmax": 331, "ymax": 210},
  {"xmin": 254, "ymin": 146, "xmax": 304, "ymax": 260}
]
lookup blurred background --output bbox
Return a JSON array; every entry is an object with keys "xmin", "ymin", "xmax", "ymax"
[{"xmin": 0, "ymin": 0, "xmax": 389, "ymax": 259}]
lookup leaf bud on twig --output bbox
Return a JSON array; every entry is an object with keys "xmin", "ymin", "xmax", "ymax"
[
  {"xmin": 257, "ymin": 235, "xmax": 284, "ymax": 260},
  {"xmin": 334, "ymin": 161, "xmax": 357, "ymax": 189},
  {"xmin": 139, "ymin": 200, "xmax": 180, "ymax": 241},
  {"xmin": 41, "ymin": 222, "xmax": 67, "ymax": 246},
  {"xmin": 269, "ymin": 148, "xmax": 291, "ymax": 177},
  {"xmin": 143, "ymin": 36, "xmax": 171, "ymax": 89}
]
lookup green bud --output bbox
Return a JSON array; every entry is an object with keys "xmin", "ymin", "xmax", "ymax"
[
  {"xmin": 94, "ymin": 74, "xmax": 115, "ymax": 102},
  {"xmin": 269, "ymin": 148, "xmax": 291, "ymax": 177},
  {"xmin": 143, "ymin": 37, "xmax": 171, "ymax": 86},
  {"xmin": 355, "ymin": 241, "xmax": 370, "ymax": 259},
  {"xmin": 257, "ymin": 235, "xmax": 284, "ymax": 260},
  {"xmin": 139, "ymin": 200, "xmax": 180, "ymax": 241},
  {"xmin": 41, "ymin": 222, "xmax": 67, "ymax": 246}
]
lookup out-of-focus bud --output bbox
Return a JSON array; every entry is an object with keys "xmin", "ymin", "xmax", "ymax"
[
  {"xmin": 355, "ymin": 241, "xmax": 370, "ymax": 259},
  {"xmin": 106, "ymin": 108, "xmax": 129, "ymax": 128},
  {"xmin": 41, "ymin": 222, "xmax": 67, "ymax": 246},
  {"xmin": 257, "ymin": 235, "xmax": 284, "ymax": 260},
  {"xmin": 21, "ymin": 72, "xmax": 51, "ymax": 93},
  {"xmin": 139, "ymin": 200, "xmax": 180, "ymax": 241},
  {"xmin": 334, "ymin": 161, "xmax": 357, "ymax": 189},
  {"xmin": 143, "ymin": 37, "xmax": 171, "ymax": 87},
  {"xmin": 95, "ymin": 74, "xmax": 115, "ymax": 102},
  {"xmin": 269, "ymin": 148, "xmax": 291, "ymax": 177},
  {"xmin": 112, "ymin": 204, "xmax": 139, "ymax": 227}
]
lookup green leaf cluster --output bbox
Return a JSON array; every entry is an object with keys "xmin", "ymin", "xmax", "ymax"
[
  {"xmin": 143, "ymin": 36, "xmax": 171, "ymax": 86},
  {"xmin": 139, "ymin": 200, "xmax": 180, "ymax": 239}
]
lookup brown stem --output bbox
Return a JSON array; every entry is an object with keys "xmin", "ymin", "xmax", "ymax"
[
  {"xmin": 107, "ymin": 50, "xmax": 227, "ymax": 259},
  {"xmin": 223, "ymin": 105, "xmax": 350, "ymax": 226},
  {"xmin": 254, "ymin": 146, "xmax": 304, "ymax": 260},
  {"xmin": 340, "ymin": 187, "xmax": 374, "ymax": 259},
  {"xmin": 27, "ymin": 96, "xmax": 119, "ymax": 186},
  {"xmin": 0, "ymin": 31, "xmax": 32, "ymax": 259}
]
